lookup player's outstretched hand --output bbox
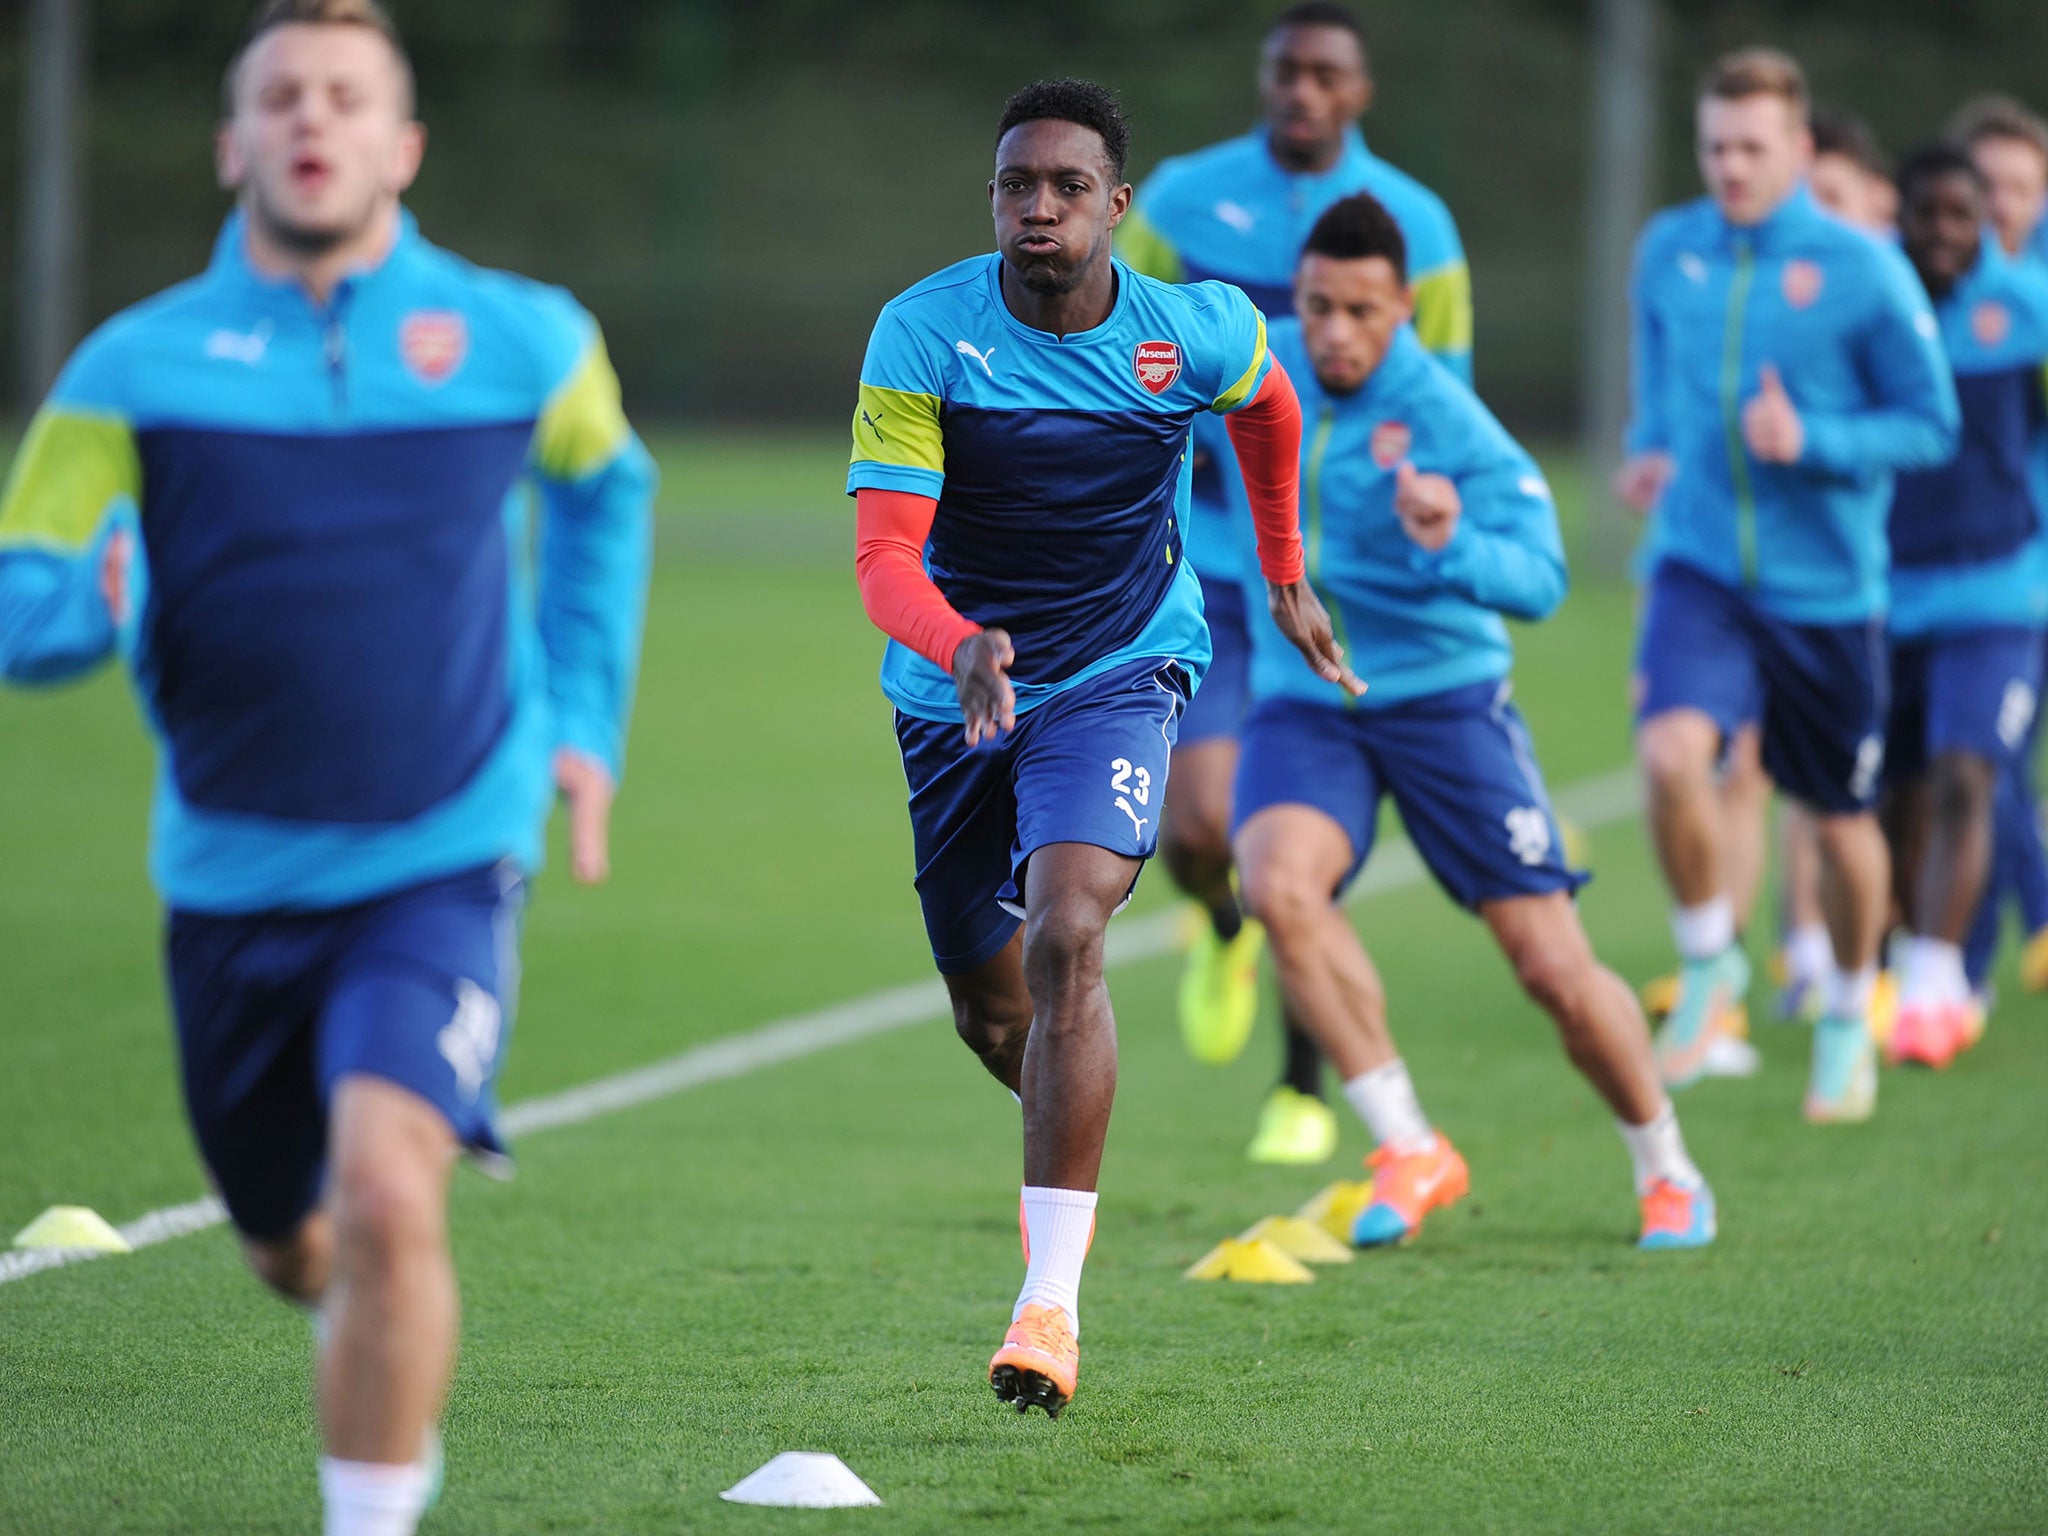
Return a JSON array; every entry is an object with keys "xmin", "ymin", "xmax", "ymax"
[
  {"xmin": 1613, "ymin": 451, "xmax": 1674, "ymax": 517},
  {"xmin": 1268, "ymin": 580, "xmax": 1366, "ymax": 699},
  {"xmin": 1742, "ymin": 364, "xmax": 1804, "ymax": 464},
  {"xmin": 953, "ymin": 627, "xmax": 1017, "ymax": 747},
  {"xmin": 553, "ymin": 748, "xmax": 615, "ymax": 885},
  {"xmin": 1394, "ymin": 461, "xmax": 1462, "ymax": 553}
]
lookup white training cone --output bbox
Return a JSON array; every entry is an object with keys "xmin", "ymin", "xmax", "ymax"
[{"xmin": 720, "ymin": 1451, "xmax": 882, "ymax": 1508}]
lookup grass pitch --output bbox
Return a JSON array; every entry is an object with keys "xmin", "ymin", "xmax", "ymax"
[{"xmin": 1, "ymin": 432, "xmax": 2045, "ymax": 1534}]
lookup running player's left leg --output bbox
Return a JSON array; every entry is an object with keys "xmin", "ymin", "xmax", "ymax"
[
  {"xmin": 314, "ymin": 865, "xmax": 521, "ymax": 1528},
  {"xmin": 1379, "ymin": 681, "xmax": 1714, "ymax": 1248},
  {"xmin": 1889, "ymin": 628, "xmax": 2039, "ymax": 1063},
  {"xmin": 987, "ymin": 659, "xmax": 1190, "ymax": 1418},
  {"xmin": 1479, "ymin": 895, "xmax": 1713, "ymax": 1247},
  {"xmin": 1753, "ymin": 611, "xmax": 1891, "ymax": 1122}
]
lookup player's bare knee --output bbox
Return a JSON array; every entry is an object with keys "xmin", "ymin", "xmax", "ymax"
[
  {"xmin": 1239, "ymin": 860, "xmax": 1324, "ymax": 940},
  {"xmin": 1930, "ymin": 755, "xmax": 1993, "ymax": 831},
  {"xmin": 331, "ymin": 1153, "xmax": 445, "ymax": 1273},
  {"xmin": 1021, "ymin": 900, "xmax": 1107, "ymax": 993},
  {"xmin": 952, "ymin": 992, "xmax": 1028, "ymax": 1060},
  {"xmin": 1506, "ymin": 933, "xmax": 1596, "ymax": 1023},
  {"xmin": 242, "ymin": 1225, "xmax": 329, "ymax": 1303},
  {"xmin": 1638, "ymin": 716, "xmax": 1714, "ymax": 798}
]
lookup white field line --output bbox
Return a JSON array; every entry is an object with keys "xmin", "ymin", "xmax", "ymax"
[{"xmin": 0, "ymin": 765, "xmax": 1642, "ymax": 1290}]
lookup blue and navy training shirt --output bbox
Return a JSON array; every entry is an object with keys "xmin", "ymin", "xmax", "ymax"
[
  {"xmin": 0, "ymin": 211, "xmax": 656, "ymax": 914},
  {"xmin": 845, "ymin": 254, "xmax": 1272, "ymax": 723},
  {"xmin": 1626, "ymin": 186, "xmax": 1957, "ymax": 622},
  {"xmin": 1233, "ymin": 324, "xmax": 1564, "ymax": 710},
  {"xmin": 1890, "ymin": 240, "xmax": 2048, "ymax": 639},
  {"xmin": 1119, "ymin": 125, "xmax": 1470, "ymax": 590}
]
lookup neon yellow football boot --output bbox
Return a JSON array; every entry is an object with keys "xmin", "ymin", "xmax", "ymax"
[
  {"xmin": 1178, "ymin": 916, "xmax": 1265, "ymax": 1066},
  {"xmin": 1246, "ymin": 1086, "xmax": 1339, "ymax": 1165}
]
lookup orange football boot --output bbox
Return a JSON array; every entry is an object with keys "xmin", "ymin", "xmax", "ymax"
[
  {"xmin": 990, "ymin": 1304, "xmax": 1079, "ymax": 1418},
  {"xmin": 1350, "ymin": 1137, "xmax": 1471, "ymax": 1246}
]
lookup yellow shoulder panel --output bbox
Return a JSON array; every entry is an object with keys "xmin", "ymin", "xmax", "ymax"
[
  {"xmin": 0, "ymin": 407, "xmax": 140, "ymax": 552},
  {"xmin": 850, "ymin": 384, "xmax": 944, "ymax": 476},
  {"xmin": 1212, "ymin": 311, "xmax": 1269, "ymax": 413},
  {"xmin": 534, "ymin": 338, "xmax": 631, "ymax": 482},
  {"xmin": 1412, "ymin": 262, "xmax": 1475, "ymax": 357}
]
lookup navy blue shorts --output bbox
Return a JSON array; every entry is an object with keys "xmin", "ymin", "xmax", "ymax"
[
  {"xmin": 895, "ymin": 657, "xmax": 1189, "ymax": 974},
  {"xmin": 1179, "ymin": 572, "xmax": 1251, "ymax": 747},
  {"xmin": 1635, "ymin": 560, "xmax": 1888, "ymax": 814},
  {"xmin": 1888, "ymin": 626, "xmax": 2043, "ymax": 783},
  {"xmin": 166, "ymin": 862, "xmax": 524, "ymax": 1240},
  {"xmin": 1232, "ymin": 680, "xmax": 1588, "ymax": 908}
]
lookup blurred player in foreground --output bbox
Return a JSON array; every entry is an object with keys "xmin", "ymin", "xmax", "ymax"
[
  {"xmin": 0, "ymin": 3, "xmax": 654, "ymax": 1531},
  {"xmin": 1119, "ymin": 0, "xmax": 1470, "ymax": 1164},
  {"xmin": 1622, "ymin": 49, "xmax": 1956, "ymax": 1122},
  {"xmin": 1882, "ymin": 144, "xmax": 2048, "ymax": 1065},
  {"xmin": 847, "ymin": 80, "xmax": 1356, "ymax": 1418},
  {"xmin": 1232, "ymin": 194, "xmax": 1716, "ymax": 1250},
  {"xmin": 1954, "ymin": 96, "xmax": 2048, "ymax": 998}
]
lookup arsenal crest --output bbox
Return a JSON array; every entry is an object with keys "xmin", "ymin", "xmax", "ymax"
[
  {"xmin": 400, "ymin": 310, "xmax": 469, "ymax": 386},
  {"xmin": 1781, "ymin": 260, "xmax": 1824, "ymax": 310},
  {"xmin": 1370, "ymin": 421, "xmax": 1412, "ymax": 469},
  {"xmin": 1134, "ymin": 340, "xmax": 1182, "ymax": 395},
  {"xmin": 1973, "ymin": 301, "xmax": 2011, "ymax": 348}
]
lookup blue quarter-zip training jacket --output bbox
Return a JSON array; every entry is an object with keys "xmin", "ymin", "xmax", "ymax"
[
  {"xmin": 1235, "ymin": 323, "xmax": 1564, "ymax": 710},
  {"xmin": 1627, "ymin": 187, "xmax": 1958, "ymax": 623},
  {"xmin": 0, "ymin": 211, "xmax": 656, "ymax": 914}
]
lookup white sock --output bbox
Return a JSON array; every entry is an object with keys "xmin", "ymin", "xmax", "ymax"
[
  {"xmin": 1784, "ymin": 923, "xmax": 1833, "ymax": 985},
  {"xmin": 320, "ymin": 1457, "xmax": 431, "ymax": 1536},
  {"xmin": 1671, "ymin": 898, "xmax": 1735, "ymax": 961},
  {"xmin": 1014, "ymin": 1186, "xmax": 1096, "ymax": 1337},
  {"xmin": 1825, "ymin": 964, "xmax": 1877, "ymax": 1021},
  {"xmin": 1340, "ymin": 1060, "xmax": 1435, "ymax": 1153},
  {"xmin": 1901, "ymin": 936, "xmax": 1967, "ymax": 1007},
  {"xmin": 1616, "ymin": 1101, "xmax": 1704, "ymax": 1194}
]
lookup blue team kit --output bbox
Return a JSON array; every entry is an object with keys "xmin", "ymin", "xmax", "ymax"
[
  {"xmin": 0, "ymin": 210, "xmax": 655, "ymax": 1233},
  {"xmin": 1228, "ymin": 320, "xmax": 1583, "ymax": 906},
  {"xmin": 1886, "ymin": 241, "xmax": 2048, "ymax": 782},
  {"xmin": 847, "ymin": 253, "xmax": 1272, "ymax": 968},
  {"xmin": 1625, "ymin": 186, "xmax": 1958, "ymax": 811},
  {"xmin": 1120, "ymin": 126, "xmax": 1473, "ymax": 743}
]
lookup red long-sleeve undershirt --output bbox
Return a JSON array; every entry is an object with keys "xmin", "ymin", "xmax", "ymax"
[{"xmin": 853, "ymin": 361, "xmax": 1308, "ymax": 674}]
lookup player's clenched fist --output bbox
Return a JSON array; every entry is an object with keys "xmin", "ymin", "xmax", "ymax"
[
  {"xmin": 1268, "ymin": 580, "xmax": 1366, "ymax": 698},
  {"xmin": 1742, "ymin": 363, "xmax": 1805, "ymax": 464},
  {"xmin": 952, "ymin": 627, "xmax": 1017, "ymax": 747},
  {"xmin": 1393, "ymin": 460, "xmax": 1461, "ymax": 552}
]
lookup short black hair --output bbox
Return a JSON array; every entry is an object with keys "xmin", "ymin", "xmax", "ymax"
[
  {"xmin": 1812, "ymin": 110, "xmax": 1888, "ymax": 181},
  {"xmin": 1896, "ymin": 141, "xmax": 1985, "ymax": 206},
  {"xmin": 995, "ymin": 79, "xmax": 1131, "ymax": 183},
  {"xmin": 1301, "ymin": 192, "xmax": 1407, "ymax": 282},
  {"xmin": 1270, "ymin": 1, "xmax": 1366, "ymax": 44}
]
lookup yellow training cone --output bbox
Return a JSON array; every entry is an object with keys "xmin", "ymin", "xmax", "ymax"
[
  {"xmin": 13, "ymin": 1206, "xmax": 130, "ymax": 1253},
  {"xmin": 1296, "ymin": 1179, "xmax": 1374, "ymax": 1243},
  {"xmin": 1184, "ymin": 1237, "xmax": 1315, "ymax": 1284},
  {"xmin": 1241, "ymin": 1215, "xmax": 1352, "ymax": 1264}
]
